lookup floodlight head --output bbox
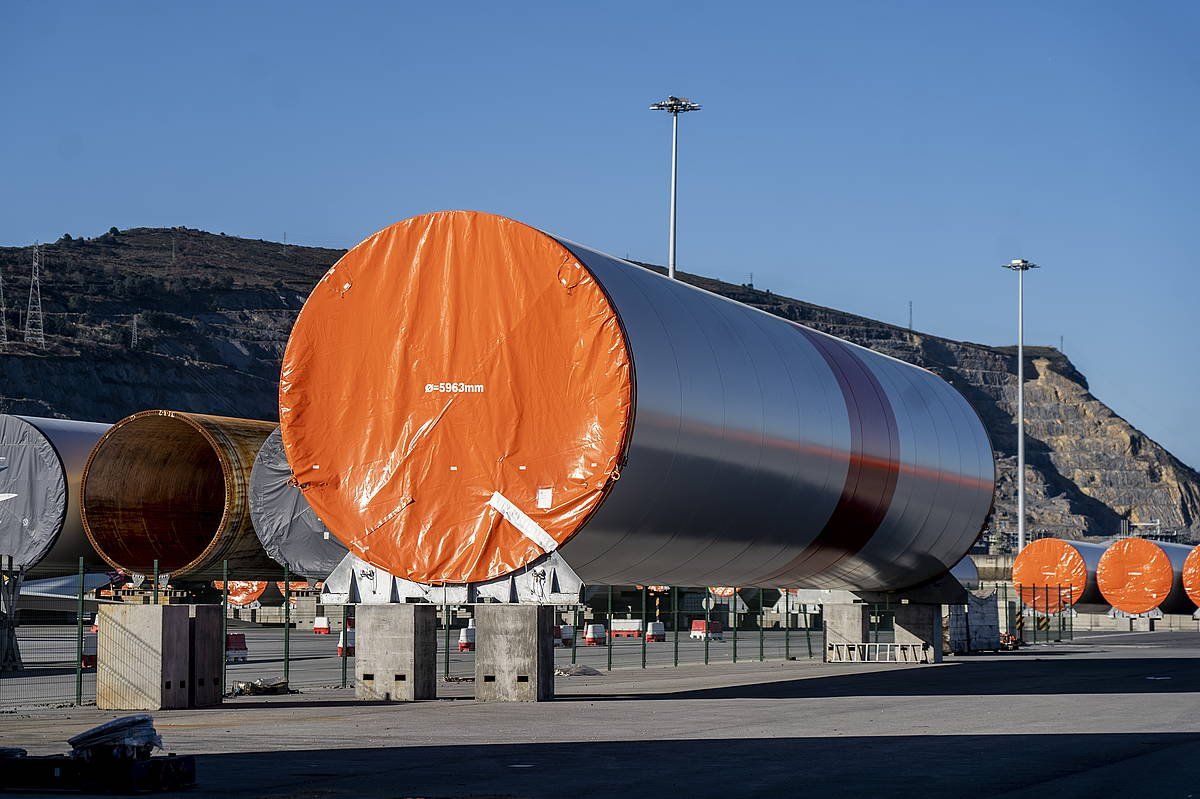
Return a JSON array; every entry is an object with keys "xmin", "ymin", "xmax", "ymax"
[
  {"xmin": 650, "ymin": 95, "xmax": 701, "ymax": 114},
  {"xmin": 1001, "ymin": 259, "xmax": 1040, "ymax": 271}
]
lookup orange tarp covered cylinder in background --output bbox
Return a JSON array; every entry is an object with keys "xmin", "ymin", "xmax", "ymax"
[
  {"xmin": 1180, "ymin": 544, "xmax": 1200, "ymax": 607},
  {"xmin": 213, "ymin": 580, "xmax": 267, "ymax": 607},
  {"xmin": 1096, "ymin": 538, "xmax": 1194, "ymax": 615},
  {"xmin": 280, "ymin": 211, "xmax": 632, "ymax": 584},
  {"xmin": 1183, "ymin": 546, "xmax": 1200, "ymax": 608},
  {"xmin": 1011, "ymin": 538, "xmax": 1107, "ymax": 613}
]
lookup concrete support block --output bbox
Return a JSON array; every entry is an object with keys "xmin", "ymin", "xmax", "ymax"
[
  {"xmin": 822, "ymin": 604, "xmax": 870, "ymax": 648},
  {"xmin": 97, "ymin": 604, "xmax": 189, "ymax": 711},
  {"xmin": 355, "ymin": 603, "xmax": 437, "ymax": 702},
  {"xmin": 893, "ymin": 602, "xmax": 943, "ymax": 664},
  {"xmin": 475, "ymin": 604, "xmax": 554, "ymax": 702},
  {"xmin": 188, "ymin": 605, "xmax": 223, "ymax": 708}
]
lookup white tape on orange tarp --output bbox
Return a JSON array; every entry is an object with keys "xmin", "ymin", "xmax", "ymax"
[{"xmin": 488, "ymin": 491, "xmax": 558, "ymax": 553}]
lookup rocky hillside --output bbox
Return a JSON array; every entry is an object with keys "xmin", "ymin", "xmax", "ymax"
[{"xmin": 1, "ymin": 226, "xmax": 1197, "ymax": 546}]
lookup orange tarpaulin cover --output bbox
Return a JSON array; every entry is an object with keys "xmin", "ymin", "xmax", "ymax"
[
  {"xmin": 213, "ymin": 580, "xmax": 267, "ymax": 607},
  {"xmin": 1096, "ymin": 538, "xmax": 1174, "ymax": 615},
  {"xmin": 280, "ymin": 211, "xmax": 633, "ymax": 584},
  {"xmin": 1011, "ymin": 538, "xmax": 1089, "ymax": 613},
  {"xmin": 1184, "ymin": 546, "xmax": 1200, "ymax": 608}
]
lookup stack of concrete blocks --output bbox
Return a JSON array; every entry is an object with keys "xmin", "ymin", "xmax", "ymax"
[
  {"xmin": 355, "ymin": 603, "xmax": 437, "ymax": 702},
  {"xmin": 946, "ymin": 592, "xmax": 1001, "ymax": 654},
  {"xmin": 97, "ymin": 604, "xmax": 213, "ymax": 711},
  {"xmin": 475, "ymin": 604, "xmax": 555, "ymax": 702}
]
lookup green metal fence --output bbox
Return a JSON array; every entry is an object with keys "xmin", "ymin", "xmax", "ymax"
[{"xmin": 3, "ymin": 574, "xmax": 1141, "ymax": 710}]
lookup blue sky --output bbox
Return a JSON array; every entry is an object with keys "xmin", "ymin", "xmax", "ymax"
[{"xmin": 2, "ymin": 2, "xmax": 1198, "ymax": 467}]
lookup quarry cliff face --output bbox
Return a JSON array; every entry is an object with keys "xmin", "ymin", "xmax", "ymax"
[{"xmin": 1, "ymin": 227, "xmax": 1196, "ymax": 545}]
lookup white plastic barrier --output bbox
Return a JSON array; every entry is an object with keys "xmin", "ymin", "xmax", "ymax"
[
  {"xmin": 646, "ymin": 621, "xmax": 666, "ymax": 642},
  {"xmin": 458, "ymin": 627, "xmax": 476, "ymax": 652},
  {"xmin": 611, "ymin": 619, "xmax": 644, "ymax": 638},
  {"xmin": 583, "ymin": 623, "xmax": 606, "ymax": 645}
]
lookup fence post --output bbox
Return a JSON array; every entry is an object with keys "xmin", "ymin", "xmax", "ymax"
[
  {"xmin": 221, "ymin": 562, "xmax": 228, "ymax": 693},
  {"xmin": 606, "ymin": 586, "xmax": 613, "ymax": 672},
  {"xmin": 759, "ymin": 589, "xmax": 765, "ymax": 661},
  {"xmin": 640, "ymin": 586, "xmax": 647, "ymax": 669},
  {"xmin": 571, "ymin": 598, "xmax": 580, "ymax": 665},
  {"xmin": 672, "ymin": 586, "xmax": 679, "ymax": 667},
  {"xmin": 443, "ymin": 593, "xmax": 450, "ymax": 679},
  {"xmin": 152, "ymin": 559, "xmax": 159, "ymax": 605},
  {"xmin": 704, "ymin": 589, "xmax": 711, "ymax": 666},
  {"xmin": 804, "ymin": 599, "xmax": 813, "ymax": 659},
  {"xmin": 75, "ymin": 556, "xmax": 84, "ymax": 706},
  {"xmin": 784, "ymin": 589, "xmax": 790, "ymax": 660},
  {"xmin": 340, "ymin": 603, "xmax": 349, "ymax": 688},
  {"xmin": 732, "ymin": 590, "xmax": 738, "ymax": 663},
  {"xmin": 283, "ymin": 565, "xmax": 291, "ymax": 684}
]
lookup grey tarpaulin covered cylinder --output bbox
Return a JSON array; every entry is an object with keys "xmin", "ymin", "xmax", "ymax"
[
  {"xmin": 249, "ymin": 427, "xmax": 347, "ymax": 580},
  {"xmin": 0, "ymin": 415, "xmax": 110, "ymax": 576}
]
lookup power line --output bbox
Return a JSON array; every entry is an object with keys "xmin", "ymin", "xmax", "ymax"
[{"xmin": 24, "ymin": 244, "xmax": 45, "ymax": 348}]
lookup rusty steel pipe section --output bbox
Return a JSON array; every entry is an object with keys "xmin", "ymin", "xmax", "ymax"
[{"xmin": 81, "ymin": 410, "xmax": 278, "ymax": 579}]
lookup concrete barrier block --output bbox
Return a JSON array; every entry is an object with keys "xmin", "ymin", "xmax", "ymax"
[
  {"xmin": 355, "ymin": 604, "xmax": 437, "ymax": 702},
  {"xmin": 97, "ymin": 604, "xmax": 190, "ymax": 711},
  {"xmin": 475, "ymin": 604, "xmax": 554, "ymax": 702},
  {"xmin": 188, "ymin": 605, "xmax": 223, "ymax": 707}
]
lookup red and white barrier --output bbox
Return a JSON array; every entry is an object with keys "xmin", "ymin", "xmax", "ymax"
[
  {"xmin": 337, "ymin": 629, "xmax": 355, "ymax": 657},
  {"xmin": 646, "ymin": 621, "xmax": 666, "ymax": 642},
  {"xmin": 611, "ymin": 619, "xmax": 644, "ymax": 639},
  {"xmin": 458, "ymin": 627, "xmax": 476, "ymax": 652},
  {"xmin": 313, "ymin": 616, "xmax": 332, "ymax": 634},
  {"xmin": 583, "ymin": 623, "xmax": 607, "ymax": 645},
  {"xmin": 689, "ymin": 620, "xmax": 724, "ymax": 641},
  {"xmin": 80, "ymin": 632, "xmax": 97, "ymax": 669},
  {"xmin": 226, "ymin": 632, "xmax": 249, "ymax": 663}
]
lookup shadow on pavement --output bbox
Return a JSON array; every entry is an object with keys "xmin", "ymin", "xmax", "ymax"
[
  {"xmin": 170, "ymin": 732, "xmax": 1200, "ymax": 799},
  {"xmin": 565, "ymin": 657, "xmax": 1200, "ymax": 701}
]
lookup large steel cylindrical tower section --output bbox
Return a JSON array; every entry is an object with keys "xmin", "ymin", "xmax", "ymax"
[
  {"xmin": 81, "ymin": 410, "xmax": 278, "ymax": 579},
  {"xmin": 280, "ymin": 211, "xmax": 996, "ymax": 591},
  {"xmin": 0, "ymin": 415, "xmax": 110, "ymax": 576},
  {"xmin": 1097, "ymin": 538, "xmax": 1196, "ymax": 615},
  {"xmin": 1011, "ymin": 538, "xmax": 1108, "ymax": 612}
]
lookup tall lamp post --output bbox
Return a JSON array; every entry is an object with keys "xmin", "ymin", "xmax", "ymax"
[
  {"xmin": 1002, "ymin": 258, "xmax": 1040, "ymax": 552},
  {"xmin": 650, "ymin": 96, "xmax": 701, "ymax": 280}
]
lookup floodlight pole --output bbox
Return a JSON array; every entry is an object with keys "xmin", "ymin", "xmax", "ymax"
[
  {"xmin": 668, "ymin": 111, "xmax": 679, "ymax": 281},
  {"xmin": 650, "ymin": 96, "xmax": 701, "ymax": 280},
  {"xmin": 1002, "ymin": 259, "xmax": 1040, "ymax": 552}
]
